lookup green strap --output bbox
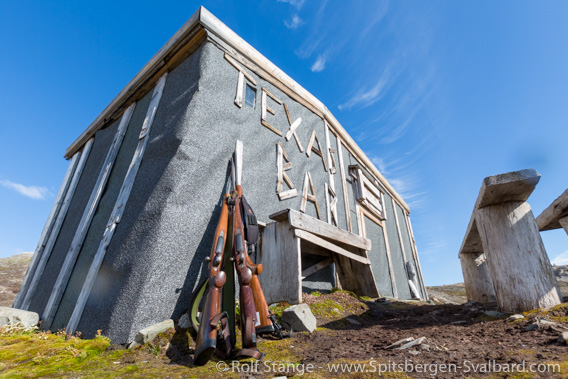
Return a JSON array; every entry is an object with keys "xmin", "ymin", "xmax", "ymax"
[{"xmin": 189, "ymin": 278, "xmax": 208, "ymax": 335}]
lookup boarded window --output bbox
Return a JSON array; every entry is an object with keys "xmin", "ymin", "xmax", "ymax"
[{"xmin": 350, "ymin": 167, "xmax": 386, "ymax": 220}]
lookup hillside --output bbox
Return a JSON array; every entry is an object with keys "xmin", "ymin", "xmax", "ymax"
[{"xmin": 0, "ymin": 253, "xmax": 31, "ymax": 307}]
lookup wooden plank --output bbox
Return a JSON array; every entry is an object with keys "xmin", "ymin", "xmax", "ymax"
[
  {"xmin": 283, "ymin": 172, "xmax": 294, "ymax": 189},
  {"xmin": 476, "ymin": 169, "xmax": 541, "ymax": 209},
  {"xmin": 328, "ymin": 149, "xmax": 337, "ymax": 174},
  {"xmin": 403, "ymin": 212, "xmax": 428, "ymax": 300},
  {"xmin": 42, "ymin": 100, "xmax": 137, "ymax": 329},
  {"xmin": 391, "ymin": 197, "xmax": 416, "ymax": 298},
  {"xmin": 306, "ymin": 131, "xmax": 316, "ymax": 157},
  {"xmin": 261, "ymin": 119, "xmax": 283, "ymax": 137},
  {"xmin": 276, "ymin": 144, "xmax": 283, "ymax": 193},
  {"xmin": 258, "ymin": 221, "xmax": 302, "ymax": 304},
  {"xmin": 234, "ymin": 71, "xmax": 244, "ymax": 108},
  {"xmin": 536, "ymin": 188, "xmax": 568, "ymax": 231},
  {"xmin": 380, "ymin": 217, "xmax": 399, "ymax": 299},
  {"xmin": 277, "ymin": 142, "xmax": 290, "ymax": 161},
  {"xmin": 325, "ymin": 183, "xmax": 332, "ymax": 225},
  {"xmin": 560, "ymin": 216, "xmax": 568, "ymax": 234},
  {"xmin": 269, "ymin": 208, "xmax": 371, "ymax": 250},
  {"xmin": 294, "ymin": 229, "xmax": 370, "ymax": 265},
  {"xmin": 278, "ymin": 189, "xmax": 297, "ymax": 200},
  {"xmin": 302, "ymin": 258, "xmax": 333, "ymax": 280},
  {"xmin": 261, "ymin": 89, "xmax": 267, "ymax": 120},
  {"xmin": 283, "ymin": 104, "xmax": 304, "ymax": 152},
  {"xmin": 460, "ymin": 169, "xmax": 541, "ymax": 256},
  {"xmin": 285, "ymin": 117, "xmax": 302, "ymax": 141},
  {"xmin": 337, "ymin": 140, "xmax": 352, "ymax": 232},
  {"xmin": 460, "ymin": 252, "xmax": 496, "ymax": 303},
  {"xmin": 14, "ymin": 149, "xmax": 83, "ymax": 309},
  {"xmin": 300, "ymin": 172, "xmax": 309, "ymax": 214},
  {"xmin": 19, "ymin": 140, "xmax": 94, "ymax": 310},
  {"xmin": 66, "ymin": 74, "xmax": 167, "ymax": 334},
  {"xmin": 332, "ymin": 246, "xmax": 380, "ymax": 298},
  {"xmin": 308, "ymin": 172, "xmax": 321, "ymax": 219},
  {"xmin": 476, "ymin": 201, "xmax": 561, "ymax": 312},
  {"xmin": 224, "ymin": 52, "xmax": 257, "ymax": 85},
  {"xmin": 262, "ymin": 87, "xmax": 282, "ymax": 104},
  {"xmin": 283, "ymin": 102, "xmax": 292, "ymax": 125},
  {"xmin": 307, "ymin": 131, "xmax": 328, "ymax": 172}
]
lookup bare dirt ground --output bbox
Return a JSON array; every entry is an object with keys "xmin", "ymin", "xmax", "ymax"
[{"xmin": 2, "ymin": 254, "xmax": 568, "ymax": 378}]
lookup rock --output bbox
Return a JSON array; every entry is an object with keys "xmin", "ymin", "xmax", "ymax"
[
  {"xmin": 281, "ymin": 304, "xmax": 317, "ymax": 333},
  {"xmin": 128, "ymin": 341, "xmax": 142, "ymax": 349},
  {"xmin": 133, "ymin": 319, "xmax": 174, "ymax": 345},
  {"xmin": 506, "ymin": 314, "xmax": 525, "ymax": 322},
  {"xmin": 396, "ymin": 336, "xmax": 427, "ymax": 350},
  {"xmin": 178, "ymin": 313, "xmax": 191, "ymax": 329},
  {"xmin": 0, "ymin": 307, "xmax": 39, "ymax": 328},
  {"xmin": 451, "ymin": 320, "xmax": 467, "ymax": 325},
  {"xmin": 346, "ymin": 317, "xmax": 360, "ymax": 325},
  {"xmin": 0, "ymin": 316, "xmax": 9, "ymax": 327},
  {"xmin": 539, "ymin": 319, "xmax": 557, "ymax": 327},
  {"xmin": 408, "ymin": 350, "xmax": 420, "ymax": 355},
  {"xmin": 525, "ymin": 319, "xmax": 558, "ymax": 332},
  {"xmin": 557, "ymin": 332, "xmax": 568, "ymax": 345},
  {"xmin": 385, "ymin": 337, "xmax": 414, "ymax": 349},
  {"xmin": 484, "ymin": 310, "xmax": 506, "ymax": 318},
  {"xmin": 420, "ymin": 344, "xmax": 431, "ymax": 351}
]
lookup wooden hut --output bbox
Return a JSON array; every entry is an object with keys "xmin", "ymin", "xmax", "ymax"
[{"xmin": 14, "ymin": 7, "xmax": 427, "ymax": 344}]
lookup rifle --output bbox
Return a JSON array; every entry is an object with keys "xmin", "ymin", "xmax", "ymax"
[{"xmin": 191, "ymin": 141, "xmax": 289, "ymax": 366}]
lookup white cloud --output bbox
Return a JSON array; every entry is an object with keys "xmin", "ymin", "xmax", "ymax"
[
  {"xmin": 552, "ymin": 251, "xmax": 568, "ymax": 266},
  {"xmin": 369, "ymin": 155, "xmax": 389, "ymax": 175},
  {"xmin": 277, "ymin": 0, "xmax": 305, "ymax": 10},
  {"xmin": 0, "ymin": 179, "xmax": 50, "ymax": 200},
  {"xmin": 338, "ymin": 72, "xmax": 389, "ymax": 110},
  {"xmin": 311, "ymin": 55, "xmax": 327, "ymax": 72},
  {"xmin": 285, "ymin": 15, "xmax": 304, "ymax": 30}
]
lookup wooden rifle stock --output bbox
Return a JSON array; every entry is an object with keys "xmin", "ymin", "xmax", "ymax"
[
  {"xmin": 193, "ymin": 195, "xmax": 230, "ymax": 365},
  {"xmin": 232, "ymin": 191, "xmax": 258, "ymax": 348},
  {"xmin": 235, "ymin": 185, "xmax": 274, "ymax": 332}
]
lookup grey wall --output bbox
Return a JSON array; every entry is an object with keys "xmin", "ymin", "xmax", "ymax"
[
  {"xmin": 27, "ymin": 121, "xmax": 118, "ymax": 315},
  {"xmin": 51, "ymin": 91, "xmax": 154, "ymax": 331},
  {"xmin": 383, "ymin": 193, "xmax": 412, "ymax": 300},
  {"xmin": 364, "ymin": 215, "xmax": 393, "ymax": 297}
]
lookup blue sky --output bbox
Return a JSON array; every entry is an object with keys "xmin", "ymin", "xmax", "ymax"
[{"xmin": 1, "ymin": 1, "xmax": 567, "ymax": 285}]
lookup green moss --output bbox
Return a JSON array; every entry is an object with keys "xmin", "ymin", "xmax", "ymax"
[
  {"xmin": 310, "ymin": 291, "xmax": 322, "ymax": 297},
  {"xmin": 269, "ymin": 301, "xmax": 290, "ymax": 319},
  {"xmin": 309, "ymin": 299, "xmax": 345, "ymax": 318}
]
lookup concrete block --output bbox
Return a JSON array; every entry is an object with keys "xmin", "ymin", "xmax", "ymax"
[
  {"xmin": 281, "ymin": 304, "xmax": 316, "ymax": 333},
  {"xmin": 134, "ymin": 319, "xmax": 174, "ymax": 345},
  {"xmin": 0, "ymin": 307, "xmax": 39, "ymax": 328}
]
